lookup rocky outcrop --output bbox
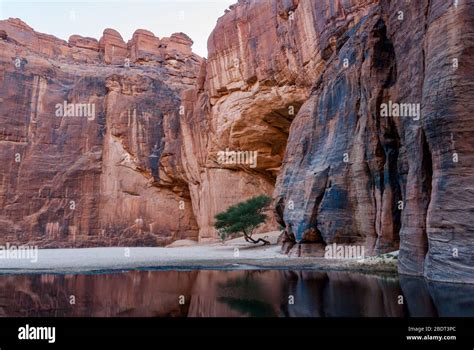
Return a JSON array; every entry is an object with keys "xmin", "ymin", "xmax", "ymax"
[
  {"xmin": 128, "ymin": 29, "xmax": 161, "ymax": 62},
  {"xmin": 68, "ymin": 35, "xmax": 100, "ymax": 52},
  {"xmin": 99, "ymin": 28, "xmax": 128, "ymax": 64}
]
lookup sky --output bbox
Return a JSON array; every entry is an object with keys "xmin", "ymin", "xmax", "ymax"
[{"xmin": 0, "ymin": 0, "xmax": 236, "ymax": 57}]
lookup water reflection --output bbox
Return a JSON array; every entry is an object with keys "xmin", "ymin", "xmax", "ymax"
[{"xmin": 0, "ymin": 270, "xmax": 471, "ymax": 317}]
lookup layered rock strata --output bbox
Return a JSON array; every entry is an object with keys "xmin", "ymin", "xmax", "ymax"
[
  {"xmin": 0, "ymin": 18, "xmax": 201, "ymax": 247},
  {"xmin": 0, "ymin": 0, "xmax": 473, "ymax": 283}
]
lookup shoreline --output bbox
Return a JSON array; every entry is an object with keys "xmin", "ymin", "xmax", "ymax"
[
  {"xmin": 0, "ymin": 233, "xmax": 398, "ymax": 275},
  {"xmin": 0, "ymin": 257, "xmax": 398, "ymax": 276}
]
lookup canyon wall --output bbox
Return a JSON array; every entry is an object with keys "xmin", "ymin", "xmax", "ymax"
[
  {"xmin": 0, "ymin": 0, "xmax": 473, "ymax": 283},
  {"xmin": 0, "ymin": 18, "xmax": 201, "ymax": 247},
  {"xmin": 179, "ymin": 0, "xmax": 474, "ymax": 282},
  {"xmin": 265, "ymin": 0, "xmax": 472, "ymax": 283}
]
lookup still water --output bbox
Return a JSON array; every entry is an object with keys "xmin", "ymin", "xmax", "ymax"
[{"xmin": 0, "ymin": 269, "xmax": 472, "ymax": 317}]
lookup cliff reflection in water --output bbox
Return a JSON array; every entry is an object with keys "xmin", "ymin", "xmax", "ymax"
[{"xmin": 0, "ymin": 270, "xmax": 472, "ymax": 317}]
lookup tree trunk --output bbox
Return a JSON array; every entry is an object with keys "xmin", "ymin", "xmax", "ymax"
[{"xmin": 242, "ymin": 231, "xmax": 270, "ymax": 245}]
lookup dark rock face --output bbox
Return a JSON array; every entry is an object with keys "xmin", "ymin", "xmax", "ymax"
[
  {"xmin": 269, "ymin": 0, "xmax": 474, "ymax": 283},
  {"xmin": 416, "ymin": 0, "xmax": 474, "ymax": 283},
  {"xmin": 275, "ymin": 4, "xmax": 406, "ymax": 255}
]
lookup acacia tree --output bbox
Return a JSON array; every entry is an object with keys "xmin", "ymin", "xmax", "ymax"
[{"xmin": 214, "ymin": 195, "xmax": 271, "ymax": 245}]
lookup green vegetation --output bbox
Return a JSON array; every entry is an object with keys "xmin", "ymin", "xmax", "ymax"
[{"xmin": 214, "ymin": 195, "xmax": 271, "ymax": 245}]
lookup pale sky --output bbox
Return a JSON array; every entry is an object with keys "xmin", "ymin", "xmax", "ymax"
[{"xmin": 0, "ymin": 0, "xmax": 236, "ymax": 57}]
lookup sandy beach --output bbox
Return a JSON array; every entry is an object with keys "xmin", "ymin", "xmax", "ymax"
[{"xmin": 0, "ymin": 232, "xmax": 398, "ymax": 274}]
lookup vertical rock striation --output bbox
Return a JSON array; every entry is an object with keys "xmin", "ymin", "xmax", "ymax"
[
  {"xmin": 263, "ymin": 0, "xmax": 473, "ymax": 283},
  {"xmin": 0, "ymin": 0, "xmax": 473, "ymax": 283},
  {"xmin": 0, "ymin": 18, "xmax": 201, "ymax": 246},
  {"xmin": 176, "ymin": 0, "xmax": 474, "ymax": 282}
]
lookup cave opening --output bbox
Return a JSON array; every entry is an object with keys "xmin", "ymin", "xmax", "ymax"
[
  {"xmin": 255, "ymin": 102, "xmax": 303, "ymax": 184},
  {"xmin": 222, "ymin": 100, "xmax": 305, "ymax": 239},
  {"xmin": 247, "ymin": 101, "xmax": 306, "ymax": 246}
]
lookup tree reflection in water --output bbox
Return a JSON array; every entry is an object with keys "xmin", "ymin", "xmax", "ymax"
[{"xmin": 0, "ymin": 270, "xmax": 472, "ymax": 317}]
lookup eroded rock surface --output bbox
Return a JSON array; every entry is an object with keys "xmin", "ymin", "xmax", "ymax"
[
  {"xmin": 0, "ymin": 0, "xmax": 473, "ymax": 283},
  {"xmin": 174, "ymin": 0, "xmax": 474, "ymax": 282},
  {"xmin": 0, "ymin": 18, "xmax": 201, "ymax": 247},
  {"xmin": 268, "ymin": 0, "xmax": 474, "ymax": 283}
]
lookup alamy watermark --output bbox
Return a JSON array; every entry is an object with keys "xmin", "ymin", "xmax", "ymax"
[
  {"xmin": 18, "ymin": 324, "xmax": 55, "ymax": 343},
  {"xmin": 55, "ymin": 101, "xmax": 95, "ymax": 121},
  {"xmin": 0, "ymin": 243, "xmax": 38, "ymax": 263},
  {"xmin": 380, "ymin": 100, "xmax": 421, "ymax": 121},
  {"xmin": 324, "ymin": 243, "xmax": 365, "ymax": 260},
  {"xmin": 217, "ymin": 148, "xmax": 258, "ymax": 168}
]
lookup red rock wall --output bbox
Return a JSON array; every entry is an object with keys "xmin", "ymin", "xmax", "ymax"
[
  {"xmin": 0, "ymin": 18, "xmax": 201, "ymax": 247},
  {"xmin": 0, "ymin": 0, "xmax": 473, "ymax": 283}
]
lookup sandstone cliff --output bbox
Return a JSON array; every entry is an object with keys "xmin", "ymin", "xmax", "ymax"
[
  {"xmin": 0, "ymin": 18, "xmax": 202, "ymax": 247},
  {"xmin": 0, "ymin": 0, "xmax": 473, "ymax": 283},
  {"xmin": 274, "ymin": 0, "xmax": 473, "ymax": 284},
  {"xmin": 178, "ymin": 0, "xmax": 474, "ymax": 283}
]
